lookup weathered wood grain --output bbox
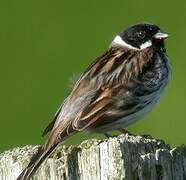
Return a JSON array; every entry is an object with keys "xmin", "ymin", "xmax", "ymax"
[{"xmin": 0, "ymin": 134, "xmax": 185, "ymax": 180}]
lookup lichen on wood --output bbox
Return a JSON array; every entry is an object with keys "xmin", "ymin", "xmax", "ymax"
[{"xmin": 0, "ymin": 134, "xmax": 186, "ymax": 180}]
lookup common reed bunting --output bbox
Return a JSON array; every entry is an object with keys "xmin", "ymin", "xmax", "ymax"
[{"xmin": 17, "ymin": 23, "xmax": 171, "ymax": 180}]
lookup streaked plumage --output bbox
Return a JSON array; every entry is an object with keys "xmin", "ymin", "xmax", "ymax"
[{"xmin": 17, "ymin": 23, "xmax": 171, "ymax": 180}]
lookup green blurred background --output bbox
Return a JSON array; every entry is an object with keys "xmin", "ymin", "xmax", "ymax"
[{"xmin": 0, "ymin": 0, "xmax": 185, "ymax": 153}]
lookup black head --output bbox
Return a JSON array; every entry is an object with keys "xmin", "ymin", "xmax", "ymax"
[{"xmin": 119, "ymin": 23, "xmax": 168, "ymax": 49}]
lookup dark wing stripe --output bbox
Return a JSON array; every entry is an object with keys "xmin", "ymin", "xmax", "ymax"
[
  {"xmin": 72, "ymin": 88, "xmax": 113, "ymax": 131},
  {"xmin": 107, "ymin": 51, "xmax": 131, "ymax": 73},
  {"xmin": 89, "ymin": 48, "xmax": 125, "ymax": 77},
  {"xmin": 73, "ymin": 100, "xmax": 111, "ymax": 131},
  {"xmin": 88, "ymin": 50, "xmax": 114, "ymax": 77}
]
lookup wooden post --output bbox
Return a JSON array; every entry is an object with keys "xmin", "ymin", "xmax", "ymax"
[{"xmin": 0, "ymin": 134, "xmax": 186, "ymax": 180}]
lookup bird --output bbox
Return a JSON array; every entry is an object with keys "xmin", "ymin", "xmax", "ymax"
[{"xmin": 17, "ymin": 23, "xmax": 171, "ymax": 180}]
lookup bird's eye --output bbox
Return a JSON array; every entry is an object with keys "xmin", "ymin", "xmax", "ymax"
[{"xmin": 137, "ymin": 31, "xmax": 146, "ymax": 39}]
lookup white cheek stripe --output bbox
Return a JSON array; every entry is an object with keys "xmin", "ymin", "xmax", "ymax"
[
  {"xmin": 140, "ymin": 40, "xmax": 152, "ymax": 49},
  {"xmin": 112, "ymin": 35, "xmax": 138, "ymax": 50},
  {"xmin": 111, "ymin": 35, "xmax": 152, "ymax": 50}
]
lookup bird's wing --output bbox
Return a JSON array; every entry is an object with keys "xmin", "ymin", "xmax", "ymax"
[
  {"xmin": 46, "ymin": 47, "xmax": 154, "ymax": 142},
  {"xmin": 48, "ymin": 46, "xmax": 155, "ymax": 138},
  {"xmin": 69, "ymin": 47, "xmax": 154, "ymax": 131},
  {"xmin": 72, "ymin": 87, "xmax": 114, "ymax": 130},
  {"xmin": 42, "ymin": 47, "xmax": 124, "ymax": 137}
]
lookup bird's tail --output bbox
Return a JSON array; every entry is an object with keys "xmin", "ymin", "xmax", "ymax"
[{"xmin": 16, "ymin": 142, "xmax": 59, "ymax": 180}]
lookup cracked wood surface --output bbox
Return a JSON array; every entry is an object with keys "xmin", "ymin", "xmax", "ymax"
[{"xmin": 0, "ymin": 134, "xmax": 186, "ymax": 180}]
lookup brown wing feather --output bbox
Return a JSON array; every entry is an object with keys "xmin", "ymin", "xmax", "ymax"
[
  {"xmin": 43, "ymin": 47, "xmax": 154, "ymax": 143},
  {"xmin": 69, "ymin": 47, "xmax": 154, "ymax": 132},
  {"xmin": 72, "ymin": 88, "xmax": 113, "ymax": 130}
]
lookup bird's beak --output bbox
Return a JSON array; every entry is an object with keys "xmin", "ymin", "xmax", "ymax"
[{"xmin": 153, "ymin": 32, "xmax": 169, "ymax": 40}]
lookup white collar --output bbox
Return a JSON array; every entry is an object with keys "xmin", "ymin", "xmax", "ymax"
[{"xmin": 111, "ymin": 35, "xmax": 152, "ymax": 50}]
